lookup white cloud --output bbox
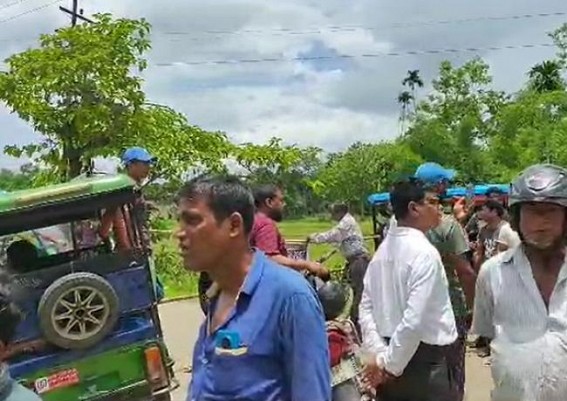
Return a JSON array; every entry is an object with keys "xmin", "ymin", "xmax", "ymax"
[{"xmin": 0, "ymin": 0, "xmax": 565, "ymax": 169}]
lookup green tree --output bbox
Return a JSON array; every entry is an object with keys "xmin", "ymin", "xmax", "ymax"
[
  {"xmin": 0, "ymin": 163, "xmax": 40, "ymax": 191},
  {"xmin": 528, "ymin": 60, "xmax": 565, "ymax": 93},
  {"xmin": 234, "ymin": 139, "xmax": 324, "ymax": 217},
  {"xmin": 401, "ymin": 58, "xmax": 507, "ymax": 181},
  {"xmin": 489, "ymin": 90, "xmax": 567, "ymax": 180},
  {"xmin": 0, "ymin": 14, "xmax": 229, "ymax": 181},
  {"xmin": 550, "ymin": 23, "xmax": 567, "ymax": 67},
  {"xmin": 397, "ymin": 91, "xmax": 413, "ymax": 133},
  {"xmin": 315, "ymin": 142, "xmax": 421, "ymax": 214},
  {"xmin": 402, "ymin": 69, "xmax": 424, "ymax": 111}
]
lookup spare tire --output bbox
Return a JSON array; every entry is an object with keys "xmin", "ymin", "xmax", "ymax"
[{"xmin": 38, "ymin": 272, "xmax": 120, "ymax": 350}]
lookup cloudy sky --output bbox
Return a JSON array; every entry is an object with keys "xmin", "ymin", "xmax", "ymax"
[{"xmin": 0, "ymin": 0, "xmax": 565, "ymax": 170}]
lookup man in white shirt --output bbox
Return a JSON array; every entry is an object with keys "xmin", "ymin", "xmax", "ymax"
[
  {"xmin": 309, "ymin": 203, "xmax": 369, "ymax": 330},
  {"xmin": 473, "ymin": 164, "xmax": 567, "ymax": 401},
  {"xmin": 360, "ymin": 179, "xmax": 458, "ymax": 401}
]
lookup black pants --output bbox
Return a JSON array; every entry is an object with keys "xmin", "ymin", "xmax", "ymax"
[
  {"xmin": 376, "ymin": 343, "xmax": 458, "ymax": 401},
  {"xmin": 344, "ymin": 254, "xmax": 369, "ymax": 332}
]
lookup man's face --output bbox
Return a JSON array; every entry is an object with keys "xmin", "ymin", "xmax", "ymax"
[
  {"xmin": 176, "ymin": 198, "xmax": 242, "ymax": 273},
  {"xmin": 265, "ymin": 189, "xmax": 286, "ymax": 222},
  {"xmin": 479, "ymin": 205, "xmax": 496, "ymax": 222},
  {"xmin": 127, "ymin": 161, "xmax": 151, "ymax": 182},
  {"xmin": 519, "ymin": 202, "xmax": 565, "ymax": 250},
  {"xmin": 412, "ymin": 191, "xmax": 442, "ymax": 230}
]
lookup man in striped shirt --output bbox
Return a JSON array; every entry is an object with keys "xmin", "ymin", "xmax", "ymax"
[{"xmin": 473, "ymin": 164, "xmax": 567, "ymax": 401}]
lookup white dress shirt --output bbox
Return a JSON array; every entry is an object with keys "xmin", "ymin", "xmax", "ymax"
[
  {"xmin": 472, "ymin": 246, "xmax": 567, "ymax": 401},
  {"xmin": 309, "ymin": 213, "xmax": 368, "ymax": 259},
  {"xmin": 359, "ymin": 226, "xmax": 457, "ymax": 376}
]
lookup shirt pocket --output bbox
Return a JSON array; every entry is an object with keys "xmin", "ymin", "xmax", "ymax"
[{"xmin": 209, "ymin": 346, "xmax": 275, "ymax": 396}]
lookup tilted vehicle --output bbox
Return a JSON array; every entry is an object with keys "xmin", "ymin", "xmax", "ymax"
[{"xmin": 1, "ymin": 174, "xmax": 177, "ymax": 400}]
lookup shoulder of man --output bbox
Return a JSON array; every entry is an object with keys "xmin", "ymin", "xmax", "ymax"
[
  {"xmin": 428, "ymin": 214, "xmax": 459, "ymax": 240},
  {"xmin": 261, "ymin": 254, "xmax": 315, "ymax": 295},
  {"xmin": 478, "ymin": 247, "xmax": 514, "ymax": 280},
  {"xmin": 251, "ymin": 213, "xmax": 276, "ymax": 231}
]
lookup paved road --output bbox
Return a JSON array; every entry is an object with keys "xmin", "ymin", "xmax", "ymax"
[{"xmin": 159, "ymin": 299, "xmax": 493, "ymax": 401}]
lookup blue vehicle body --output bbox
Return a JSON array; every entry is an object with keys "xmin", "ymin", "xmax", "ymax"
[
  {"xmin": 367, "ymin": 183, "xmax": 509, "ymax": 250},
  {"xmin": 367, "ymin": 183, "xmax": 510, "ymax": 206},
  {"xmin": 0, "ymin": 176, "xmax": 176, "ymax": 401},
  {"xmin": 10, "ymin": 263, "xmax": 156, "ymax": 377}
]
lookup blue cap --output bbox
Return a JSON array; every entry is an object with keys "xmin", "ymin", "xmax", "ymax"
[
  {"xmin": 414, "ymin": 162, "xmax": 456, "ymax": 184},
  {"xmin": 121, "ymin": 147, "xmax": 157, "ymax": 165}
]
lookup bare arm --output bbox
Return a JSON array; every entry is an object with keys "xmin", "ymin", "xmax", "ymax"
[
  {"xmin": 270, "ymin": 254, "xmax": 316, "ymax": 272},
  {"xmin": 473, "ymin": 241, "xmax": 485, "ymax": 273},
  {"xmin": 445, "ymin": 253, "xmax": 476, "ymax": 310},
  {"xmin": 443, "ymin": 218, "xmax": 476, "ymax": 310}
]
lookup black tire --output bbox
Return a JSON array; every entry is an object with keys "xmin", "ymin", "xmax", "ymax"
[{"xmin": 38, "ymin": 272, "xmax": 120, "ymax": 350}]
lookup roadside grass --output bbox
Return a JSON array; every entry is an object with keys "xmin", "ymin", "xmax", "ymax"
[{"xmin": 155, "ymin": 217, "xmax": 375, "ymax": 300}]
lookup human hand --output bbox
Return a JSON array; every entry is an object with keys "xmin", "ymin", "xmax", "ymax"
[
  {"xmin": 307, "ymin": 262, "xmax": 330, "ymax": 280},
  {"xmin": 362, "ymin": 355, "xmax": 396, "ymax": 388},
  {"xmin": 453, "ymin": 197, "xmax": 468, "ymax": 221},
  {"xmin": 362, "ymin": 357, "xmax": 385, "ymax": 388}
]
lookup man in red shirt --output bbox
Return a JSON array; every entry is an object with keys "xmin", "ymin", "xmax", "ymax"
[{"xmin": 251, "ymin": 184, "xmax": 328, "ymax": 278}]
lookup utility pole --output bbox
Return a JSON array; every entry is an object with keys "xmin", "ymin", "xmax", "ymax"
[{"xmin": 59, "ymin": 0, "xmax": 94, "ymax": 26}]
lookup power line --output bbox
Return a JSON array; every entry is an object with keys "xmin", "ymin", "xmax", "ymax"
[
  {"xmin": 0, "ymin": 0, "xmax": 35, "ymax": 12},
  {"xmin": 153, "ymin": 42, "xmax": 556, "ymax": 67},
  {"xmin": 159, "ymin": 11, "xmax": 567, "ymax": 39},
  {"xmin": 0, "ymin": 0, "xmax": 62, "ymax": 24}
]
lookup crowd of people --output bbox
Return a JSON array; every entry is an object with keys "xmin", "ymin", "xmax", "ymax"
[
  {"xmin": 0, "ymin": 150, "xmax": 566, "ymax": 401},
  {"xmin": 181, "ymin": 161, "xmax": 567, "ymax": 401}
]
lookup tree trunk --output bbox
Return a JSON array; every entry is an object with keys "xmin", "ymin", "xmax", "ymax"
[
  {"xmin": 68, "ymin": 156, "xmax": 82, "ymax": 179},
  {"xmin": 62, "ymin": 139, "xmax": 83, "ymax": 179}
]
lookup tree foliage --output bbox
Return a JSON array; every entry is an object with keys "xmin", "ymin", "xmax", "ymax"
[{"xmin": 3, "ymin": 17, "xmax": 567, "ymax": 219}]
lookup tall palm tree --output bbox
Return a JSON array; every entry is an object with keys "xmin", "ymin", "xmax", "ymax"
[
  {"xmin": 402, "ymin": 69, "xmax": 424, "ymax": 111},
  {"xmin": 528, "ymin": 60, "xmax": 565, "ymax": 92},
  {"xmin": 397, "ymin": 91, "xmax": 413, "ymax": 134}
]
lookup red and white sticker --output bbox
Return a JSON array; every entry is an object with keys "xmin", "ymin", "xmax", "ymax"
[{"xmin": 34, "ymin": 369, "xmax": 80, "ymax": 394}]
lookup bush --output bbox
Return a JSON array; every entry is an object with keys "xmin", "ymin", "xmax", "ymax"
[{"xmin": 153, "ymin": 237, "xmax": 198, "ymax": 298}]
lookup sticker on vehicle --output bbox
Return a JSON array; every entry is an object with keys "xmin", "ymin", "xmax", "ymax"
[{"xmin": 34, "ymin": 369, "xmax": 80, "ymax": 394}]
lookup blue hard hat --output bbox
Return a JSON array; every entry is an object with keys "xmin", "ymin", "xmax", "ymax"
[
  {"xmin": 414, "ymin": 162, "xmax": 456, "ymax": 184},
  {"xmin": 121, "ymin": 147, "xmax": 157, "ymax": 165}
]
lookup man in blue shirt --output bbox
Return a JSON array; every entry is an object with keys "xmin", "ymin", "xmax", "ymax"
[{"xmin": 175, "ymin": 175, "xmax": 331, "ymax": 401}]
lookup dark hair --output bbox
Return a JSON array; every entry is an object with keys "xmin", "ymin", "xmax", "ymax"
[
  {"xmin": 331, "ymin": 203, "xmax": 348, "ymax": 215},
  {"xmin": 483, "ymin": 199, "xmax": 505, "ymax": 218},
  {"xmin": 0, "ymin": 272, "xmax": 22, "ymax": 345},
  {"xmin": 486, "ymin": 187, "xmax": 504, "ymax": 197},
  {"xmin": 253, "ymin": 184, "xmax": 281, "ymax": 208},
  {"xmin": 6, "ymin": 240, "xmax": 38, "ymax": 273},
  {"xmin": 176, "ymin": 175, "xmax": 255, "ymax": 235},
  {"xmin": 390, "ymin": 179, "xmax": 428, "ymax": 220}
]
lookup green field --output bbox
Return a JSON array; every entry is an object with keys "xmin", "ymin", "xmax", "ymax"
[{"xmin": 155, "ymin": 217, "xmax": 375, "ymax": 299}]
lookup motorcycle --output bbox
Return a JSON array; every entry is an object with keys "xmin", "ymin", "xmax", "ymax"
[
  {"xmin": 289, "ymin": 241, "xmax": 373, "ymax": 401},
  {"xmin": 318, "ymin": 281, "xmax": 374, "ymax": 401}
]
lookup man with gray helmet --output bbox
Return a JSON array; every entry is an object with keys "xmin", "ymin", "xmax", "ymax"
[{"xmin": 472, "ymin": 164, "xmax": 567, "ymax": 401}]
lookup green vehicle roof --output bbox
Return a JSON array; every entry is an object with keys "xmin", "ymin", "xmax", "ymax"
[{"xmin": 0, "ymin": 174, "xmax": 136, "ymax": 214}]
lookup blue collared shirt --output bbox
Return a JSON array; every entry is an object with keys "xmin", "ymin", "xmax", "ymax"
[{"xmin": 187, "ymin": 251, "xmax": 331, "ymax": 401}]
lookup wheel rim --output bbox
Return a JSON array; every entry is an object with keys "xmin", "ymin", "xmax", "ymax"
[{"xmin": 51, "ymin": 285, "xmax": 111, "ymax": 341}]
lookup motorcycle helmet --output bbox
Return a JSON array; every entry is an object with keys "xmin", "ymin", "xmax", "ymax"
[
  {"xmin": 509, "ymin": 164, "xmax": 567, "ymax": 208},
  {"xmin": 316, "ymin": 281, "xmax": 348, "ymax": 321},
  {"xmin": 509, "ymin": 164, "xmax": 567, "ymax": 233}
]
